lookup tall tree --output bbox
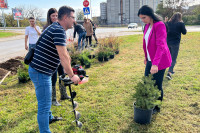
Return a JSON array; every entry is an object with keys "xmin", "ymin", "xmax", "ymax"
[{"xmin": 76, "ymin": 9, "xmax": 84, "ymax": 20}]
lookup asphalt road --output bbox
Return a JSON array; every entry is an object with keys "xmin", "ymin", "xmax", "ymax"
[{"xmin": 0, "ymin": 26, "xmax": 200, "ymax": 63}]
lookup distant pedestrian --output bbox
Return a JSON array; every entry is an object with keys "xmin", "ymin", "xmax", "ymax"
[
  {"xmin": 73, "ymin": 21, "xmax": 86, "ymax": 51},
  {"xmin": 83, "ymin": 18, "xmax": 93, "ymax": 48},
  {"xmin": 25, "ymin": 17, "xmax": 41, "ymax": 51},
  {"xmin": 28, "ymin": 6, "xmax": 80, "ymax": 133},
  {"xmin": 166, "ymin": 12, "xmax": 187, "ymax": 80},
  {"xmin": 89, "ymin": 19, "xmax": 98, "ymax": 44},
  {"xmin": 138, "ymin": 5, "xmax": 172, "ymax": 114}
]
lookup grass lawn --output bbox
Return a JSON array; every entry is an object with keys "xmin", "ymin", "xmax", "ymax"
[
  {"xmin": 0, "ymin": 32, "xmax": 199, "ymax": 133},
  {"xmin": 0, "ymin": 31, "xmax": 21, "ymax": 38}
]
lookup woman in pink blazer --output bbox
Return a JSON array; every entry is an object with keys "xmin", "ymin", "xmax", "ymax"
[{"xmin": 138, "ymin": 5, "xmax": 172, "ymax": 114}]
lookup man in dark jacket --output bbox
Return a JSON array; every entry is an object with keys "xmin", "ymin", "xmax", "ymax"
[{"xmin": 73, "ymin": 21, "xmax": 86, "ymax": 50}]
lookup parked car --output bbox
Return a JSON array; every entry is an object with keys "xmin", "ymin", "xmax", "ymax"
[{"xmin": 128, "ymin": 23, "xmax": 138, "ymax": 29}]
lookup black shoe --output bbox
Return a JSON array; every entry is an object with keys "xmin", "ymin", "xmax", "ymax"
[
  {"xmin": 171, "ymin": 71, "xmax": 175, "ymax": 75},
  {"xmin": 153, "ymin": 106, "xmax": 160, "ymax": 114},
  {"xmin": 49, "ymin": 116, "xmax": 63, "ymax": 124},
  {"xmin": 166, "ymin": 73, "xmax": 172, "ymax": 80}
]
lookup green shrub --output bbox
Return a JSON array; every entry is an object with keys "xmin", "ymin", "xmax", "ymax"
[
  {"xmin": 133, "ymin": 75, "xmax": 161, "ymax": 110},
  {"xmin": 17, "ymin": 63, "xmax": 30, "ymax": 83}
]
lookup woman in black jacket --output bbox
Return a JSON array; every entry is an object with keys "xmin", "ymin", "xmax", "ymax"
[{"xmin": 166, "ymin": 12, "xmax": 187, "ymax": 80}]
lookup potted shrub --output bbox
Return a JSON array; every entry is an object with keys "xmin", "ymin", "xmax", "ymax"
[
  {"xmin": 133, "ymin": 75, "xmax": 161, "ymax": 124},
  {"xmin": 17, "ymin": 63, "xmax": 30, "ymax": 83},
  {"xmin": 97, "ymin": 49, "xmax": 104, "ymax": 62},
  {"xmin": 68, "ymin": 44, "xmax": 81, "ymax": 65}
]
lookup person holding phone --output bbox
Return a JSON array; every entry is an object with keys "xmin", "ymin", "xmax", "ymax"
[{"xmin": 25, "ymin": 17, "xmax": 41, "ymax": 51}]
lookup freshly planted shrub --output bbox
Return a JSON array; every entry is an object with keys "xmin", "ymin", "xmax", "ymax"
[
  {"xmin": 17, "ymin": 62, "xmax": 30, "ymax": 83},
  {"xmin": 133, "ymin": 75, "xmax": 161, "ymax": 110}
]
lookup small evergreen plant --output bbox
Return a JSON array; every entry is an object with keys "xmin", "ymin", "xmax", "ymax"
[{"xmin": 133, "ymin": 75, "xmax": 161, "ymax": 110}]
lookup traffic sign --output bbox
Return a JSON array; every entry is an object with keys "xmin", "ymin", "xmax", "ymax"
[
  {"xmin": 83, "ymin": 0, "xmax": 89, "ymax": 7},
  {"xmin": 83, "ymin": 7, "xmax": 90, "ymax": 15}
]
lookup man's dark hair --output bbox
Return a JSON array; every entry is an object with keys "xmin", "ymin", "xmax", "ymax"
[
  {"xmin": 29, "ymin": 17, "xmax": 35, "ymax": 20},
  {"xmin": 58, "ymin": 6, "xmax": 75, "ymax": 20}
]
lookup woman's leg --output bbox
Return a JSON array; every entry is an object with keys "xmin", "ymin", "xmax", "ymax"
[
  {"xmin": 57, "ymin": 64, "xmax": 71, "ymax": 100},
  {"xmin": 168, "ymin": 44, "xmax": 180, "ymax": 73},
  {"xmin": 81, "ymin": 32, "xmax": 86, "ymax": 50}
]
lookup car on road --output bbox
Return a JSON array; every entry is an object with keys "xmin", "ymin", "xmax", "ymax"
[{"xmin": 128, "ymin": 23, "xmax": 138, "ymax": 29}]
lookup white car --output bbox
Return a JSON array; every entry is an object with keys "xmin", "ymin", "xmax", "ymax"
[{"xmin": 128, "ymin": 23, "xmax": 138, "ymax": 29}]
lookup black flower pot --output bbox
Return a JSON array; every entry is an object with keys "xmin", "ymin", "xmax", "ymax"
[
  {"xmin": 115, "ymin": 50, "xmax": 119, "ymax": 54},
  {"xmin": 98, "ymin": 57, "xmax": 103, "ymax": 62},
  {"xmin": 110, "ymin": 54, "xmax": 115, "ymax": 59},
  {"xmin": 88, "ymin": 55, "xmax": 92, "ymax": 59},
  {"xmin": 85, "ymin": 64, "xmax": 91, "ymax": 68},
  {"xmin": 104, "ymin": 57, "xmax": 109, "ymax": 61},
  {"xmin": 133, "ymin": 103, "xmax": 153, "ymax": 124},
  {"xmin": 18, "ymin": 77, "xmax": 29, "ymax": 83},
  {"xmin": 88, "ymin": 55, "xmax": 95, "ymax": 59}
]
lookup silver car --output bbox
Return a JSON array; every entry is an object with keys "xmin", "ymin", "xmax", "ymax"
[{"xmin": 128, "ymin": 23, "xmax": 138, "ymax": 29}]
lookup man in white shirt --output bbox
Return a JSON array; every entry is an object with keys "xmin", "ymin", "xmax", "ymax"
[{"xmin": 25, "ymin": 17, "xmax": 41, "ymax": 51}]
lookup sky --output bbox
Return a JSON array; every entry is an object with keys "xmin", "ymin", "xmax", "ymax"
[{"xmin": 3, "ymin": 0, "xmax": 107, "ymax": 18}]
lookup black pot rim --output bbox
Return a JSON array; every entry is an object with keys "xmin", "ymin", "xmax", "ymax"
[{"xmin": 133, "ymin": 102, "xmax": 154, "ymax": 111}]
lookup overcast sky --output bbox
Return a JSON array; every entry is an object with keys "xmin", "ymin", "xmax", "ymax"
[{"xmin": 3, "ymin": 0, "xmax": 106, "ymax": 18}]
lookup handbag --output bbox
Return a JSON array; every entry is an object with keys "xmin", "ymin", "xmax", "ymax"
[
  {"xmin": 24, "ymin": 48, "xmax": 35, "ymax": 65},
  {"xmin": 24, "ymin": 29, "xmax": 48, "ymax": 65}
]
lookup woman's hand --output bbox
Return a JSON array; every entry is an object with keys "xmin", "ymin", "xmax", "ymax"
[
  {"xmin": 144, "ymin": 58, "xmax": 147, "ymax": 65},
  {"xmin": 150, "ymin": 65, "xmax": 158, "ymax": 74}
]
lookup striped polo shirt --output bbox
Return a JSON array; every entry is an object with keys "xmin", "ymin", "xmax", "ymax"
[{"xmin": 29, "ymin": 22, "xmax": 66, "ymax": 76}]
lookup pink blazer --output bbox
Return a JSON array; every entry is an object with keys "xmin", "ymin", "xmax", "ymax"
[{"xmin": 143, "ymin": 21, "xmax": 172, "ymax": 70}]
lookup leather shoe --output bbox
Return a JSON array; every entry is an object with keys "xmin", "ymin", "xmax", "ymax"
[{"xmin": 49, "ymin": 116, "xmax": 63, "ymax": 124}]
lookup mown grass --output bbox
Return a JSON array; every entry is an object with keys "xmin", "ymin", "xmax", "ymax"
[
  {"xmin": 0, "ymin": 31, "xmax": 21, "ymax": 38},
  {"xmin": 0, "ymin": 32, "xmax": 199, "ymax": 133}
]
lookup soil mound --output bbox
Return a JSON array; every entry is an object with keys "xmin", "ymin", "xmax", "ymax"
[{"xmin": 0, "ymin": 58, "xmax": 23, "ymax": 75}]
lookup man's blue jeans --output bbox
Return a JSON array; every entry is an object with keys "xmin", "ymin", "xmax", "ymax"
[
  {"xmin": 78, "ymin": 32, "xmax": 86, "ymax": 50},
  {"xmin": 28, "ymin": 66, "xmax": 54, "ymax": 133},
  {"xmin": 29, "ymin": 43, "xmax": 36, "ymax": 51}
]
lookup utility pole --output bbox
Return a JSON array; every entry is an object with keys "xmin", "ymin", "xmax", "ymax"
[
  {"xmin": 90, "ymin": 0, "xmax": 92, "ymax": 19},
  {"xmin": 120, "ymin": 0, "xmax": 123, "ymax": 25}
]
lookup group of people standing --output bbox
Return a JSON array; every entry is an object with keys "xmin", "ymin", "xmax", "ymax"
[
  {"xmin": 24, "ymin": 4, "xmax": 186, "ymax": 133},
  {"xmin": 138, "ymin": 5, "xmax": 186, "ymax": 113},
  {"xmin": 74, "ymin": 17, "xmax": 98, "ymax": 51}
]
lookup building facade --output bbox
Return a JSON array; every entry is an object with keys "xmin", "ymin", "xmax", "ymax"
[{"xmin": 100, "ymin": 0, "xmax": 161, "ymax": 25}]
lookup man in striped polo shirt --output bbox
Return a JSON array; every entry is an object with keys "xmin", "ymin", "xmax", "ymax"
[{"xmin": 28, "ymin": 6, "xmax": 80, "ymax": 133}]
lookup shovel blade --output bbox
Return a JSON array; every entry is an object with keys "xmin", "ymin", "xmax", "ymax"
[
  {"xmin": 76, "ymin": 121, "xmax": 83, "ymax": 128},
  {"xmin": 73, "ymin": 101, "xmax": 78, "ymax": 109},
  {"xmin": 75, "ymin": 111, "xmax": 81, "ymax": 120}
]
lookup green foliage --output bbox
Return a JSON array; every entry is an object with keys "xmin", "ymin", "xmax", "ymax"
[
  {"xmin": 79, "ymin": 54, "xmax": 91, "ymax": 65},
  {"xmin": 133, "ymin": 75, "xmax": 161, "ymax": 110},
  {"xmin": 0, "ymin": 32, "xmax": 21, "ymax": 38},
  {"xmin": 17, "ymin": 62, "xmax": 30, "ymax": 83},
  {"xmin": 79, "ymin": 50, "xmax": 91, "ymax": 66}
]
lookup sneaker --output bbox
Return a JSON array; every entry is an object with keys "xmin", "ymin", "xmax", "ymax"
[
  {"xmin": 166, "ymin": 73, "xmax": 172, "ymax": 80},
  {"xmin": 171, "ymin": 72, "xmax": 175, "ymax": 75},
  {"xmin": 49, "ymin": 116, "xmax": 63, "ymax": 124}
]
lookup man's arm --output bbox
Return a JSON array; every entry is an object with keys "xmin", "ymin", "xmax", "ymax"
[
  {"xmin": 34, "ymin": 25, "xmax": 41, "ymax": 35},
  {"xmin": 56, "ymin": 45, "xmax": 80, "ymax": 84},
  {"xmin": 25, "ymin": 35, "xmax": 28, "ymax": 50}
]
